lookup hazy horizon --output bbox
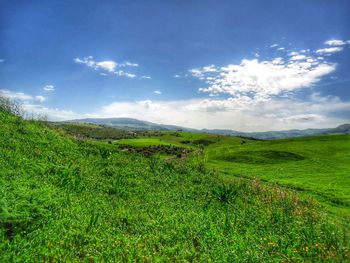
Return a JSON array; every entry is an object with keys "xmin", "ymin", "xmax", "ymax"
[
  {"xmin": 64, "ymin": 116, "xmax": 349, "ymax": 133},
  {"xmin": 1, "ymin": 0, "xmax": 350, "ymax": 132}
]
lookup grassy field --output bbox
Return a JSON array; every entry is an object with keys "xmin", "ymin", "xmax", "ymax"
[
  {"xmin": 111, "ymin": 130, "xmax": 350, "ymax": 219},
  {"xmin": 1, "ymin": 105, "xmax": 350, "ymax": 261}
]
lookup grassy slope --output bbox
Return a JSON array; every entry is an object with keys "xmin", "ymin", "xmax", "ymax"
[
  {"xmin": 1, "ymin": 112, "xmax": 349, "ymax": 261},
  {"xmin": 206, "ymin": 134, "xmax": 350, "ymax": 218}
]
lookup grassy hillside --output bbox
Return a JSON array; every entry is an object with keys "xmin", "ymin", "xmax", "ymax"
[{"xmin": 1, "ymin": 110, "xmax": 349, "ymax": 261}]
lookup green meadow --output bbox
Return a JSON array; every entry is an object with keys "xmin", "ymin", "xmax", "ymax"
[
  {"xmin": 1, "ymin": 103, "xmax": 350, "ymax": 261},
  {"xmin": 113, "ymin": 131, "xmax": 350, "ymax": 219}
]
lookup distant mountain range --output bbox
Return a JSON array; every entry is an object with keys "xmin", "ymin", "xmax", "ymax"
[
  {"xmin": 66, "ymin": 117, "xmax": 196, "ymax": 132},
  {"xmin": 66, "ymin": 118, "xmax": 350, "ymax": 140}
]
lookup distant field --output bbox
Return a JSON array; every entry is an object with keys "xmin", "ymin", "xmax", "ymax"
[
  {"xmin": 114, "ymin": 138, "xmax": 176, "ymax": 147},
  {"xmin": 114, "ymin": 131, "xmax": 221, "ymax": 148}
]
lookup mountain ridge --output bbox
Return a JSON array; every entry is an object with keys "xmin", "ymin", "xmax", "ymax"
[{"xmin": 65, "ymin": 117, "xmax": 350, "ymax": 140}]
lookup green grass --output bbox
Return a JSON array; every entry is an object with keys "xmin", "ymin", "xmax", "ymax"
[
  {"xmin": 206, "ymin": 134, "xmax": 350, "ymax": 219},
  {"xmin": 114, "ymin": 137, "xmax": 176, "ymax": 147},
  {"xmin": 35, "ymin": 120, "xmax": 350, "ymax": 218},
  {"xmin": 24, "ymin": 120, "xmax": 350, "ymax": 218},
  {"xmin": 1, "ymin": 109, "xmax": 350, "ymax": 261},
  {"xmin": 114, "ymin": 131, "xmax": 223, "ymax": 149}
]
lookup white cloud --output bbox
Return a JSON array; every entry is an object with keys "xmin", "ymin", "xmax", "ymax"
[
  {"xmin": 124, "ymin": 61, "xmax": 139, "ymax": 67},
  {"xmin": 74, "ymin": 56, "xmax": 114, "ymax": 71},
  {"xmin": 124, "ymin": 73, "xmax": 136, "ymax": 78},
  {"xmin": 189, "ymin": 65, "xmax": 218, "ymax": 80},
  {"xmin": 193, "ymin": 57, "xmax": 335, "ymax": 101},
  {"xmin": 189, "ymin": 68, "xmax": 205, "ymax": 79},
  {"xmin": 202, "ymin": 65, "xmax": 217, "ymax": 72},
  {"xmin": 288, "ymin": 51, "xmax": 299, "ymax": 56},
  {"xmin": 324, "ymin": 39, "xmax": 346, "ymax": 46},
  {"xmin": 0, "ymin": 89, "xmax": 34, "ymax": 101},
  {"xmin": 114, "ymin": 71, "xmax": 136, "ymax": 78},
  {"xmin": 270, "ymin": 44, "xmax": 278, "ymax": 48},
  {"xmin": 316, "ymin": 47, "xmax": 343, "ymax": 55},
  {"xmin": 174, "ymin": 74, "xmax": 181, "ymax": 78},
  {"xmin": 23, "ymin": 104, "xmax": 78, "ymax": 121},
  {"xmin": 277, "ymin": 47, "xmax": 284, "ymax": 51},
  {"xmin": 154, "ymin": 90, "xmax": 162, "ymax": 95},
  {"xmin": 96, "ymin": 61, "xmax": 117, "ymax": 72},
  {"xmin": 0, "ymin": 59, "xmax": 4, "ymax": 63},
  {"xmin": 74, "ymin": 56, "xmax": 137, "ymax": 77},
  {"xmin": 43, "ymin": 85, "xmax": 55, "ymax": 91},
  {"xmin": 35, "ymin": 95, "xmax": 46, "ymax": 102},
  {"xmin": 0, "ymin": 89, "xmax": 76, "ymax": 120},
  {"xmin": 289, "ymin": 55, "xmax": 307, "ymax": 61},
  {"xmin": 0, "ymin": 89, "xmax": 46, "ymax": 103},
  {"xmin": 141, "ymin": 76, "xmax": 151, "ymax": 79}
]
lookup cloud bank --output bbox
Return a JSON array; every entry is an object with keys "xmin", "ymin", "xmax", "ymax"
[
  {"xmin": 195, "ymin": 58, "xmax": 335, "ymax": 101},
  {"xmin": 85, "ymin": 94, "xmax": 350, "ymax": 131}
]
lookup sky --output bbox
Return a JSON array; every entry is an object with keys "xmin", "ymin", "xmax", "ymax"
[{"xmin": 1, "ymin": 0, "xmax": 350, "ymax": 131}]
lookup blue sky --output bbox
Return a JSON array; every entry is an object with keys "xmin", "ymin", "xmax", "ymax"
[{"xmin": 1, "ymin": 0, "xmax": 350, "ymax": 131}]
